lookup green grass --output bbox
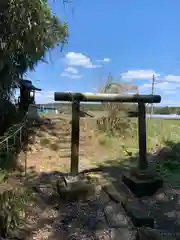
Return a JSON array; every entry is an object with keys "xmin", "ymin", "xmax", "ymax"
[
  {"xmin": 98, "ymin": 118, "xmax": 180, "ymax": 186},
  {"xmin": 130, "ymin": 118, "xmax": 180, "ymax": 186},
  {"xmin": 118, "ymin": 118, "xmax": 180, "ymax": 151},
  {"xmin": 146, "ymin": 118, "xmax": 180, "ymax": 145}
]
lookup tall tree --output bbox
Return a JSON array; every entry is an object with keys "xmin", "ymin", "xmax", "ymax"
[{"xmin": 0, "ymin": 0, "xmax": 68, "ymax": 99}]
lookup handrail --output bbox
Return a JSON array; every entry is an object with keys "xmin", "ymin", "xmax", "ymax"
[
  {"xmin": 0, "ymin": 124, "xmax": 25, "ymax": 146},
  {"xmin": 0, "ymin": 117, "xmax": 27, "ymax": 155}
]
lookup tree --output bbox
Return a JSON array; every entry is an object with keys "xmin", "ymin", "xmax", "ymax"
[
  {"xmin": 97, "ymin": 73, "xmax": 139, "ymax": 135},
  {"xmin": 0, "ymin": 0, "xmax": 68, "ymax": 99},
  {"xmin": 99, "ymin": 73, "xmax": 138, "ymax": 115}
]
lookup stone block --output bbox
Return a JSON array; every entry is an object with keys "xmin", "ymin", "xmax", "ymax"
[
  {"xmin": 122, "ymin": 170, "xmax": 163, "ymax": 197},
  {"xmin": 104, "ymin": 202, "xmax": 132, "ymax": 228},
  {"xmin": 123, "ymin": 199, "xmax": 154, "ymax": 228},
  {"xmin": 137, "ymin": 227, "xmax": 177, "ymax": 240},
  {"xmin": 103, "ymin": 184, "xmax": 125, "ymax": 203},
  {"xmin": 56, "ymin": 174, "xmax": 95, "ymax": 201},
  {"xmin": 110, "ymin": 228, "xmax": 137, "ymax": 240}
]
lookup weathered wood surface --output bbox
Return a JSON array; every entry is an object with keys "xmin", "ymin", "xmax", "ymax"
[
  {"xmin": 70, "ymin": 100, "xmax": 80, "ymax": 175},
  {"xmin": 54, "ymin": 92, "xmax": 161, "ymax": 103}
]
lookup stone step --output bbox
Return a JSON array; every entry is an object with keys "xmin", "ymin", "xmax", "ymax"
[
  {"xmin": 58, "ymin": 149, "xmax": 85, "ymax": 153},
  {"xmin": 122, "ymin": 199, "xmax": 154, "ymax": 228},
  {"xmin": 103, "ymin": 180, "xmax": 134, "ymax": 203},
  {"xmin": 104, "ymin": 202, "xmax": 133, "ymax": 229},
  {"xmin": 54, "ymin": 141, "xmax": 88, "ymax": 147},
  {"xmin": 140, "ymin": 188, "xmax": 180, "ymax": 233},
  {"xmin": 108, "ymin": 227, "xmax": 137, "ymax": 240},
  {"xmin": 137, "ymin": 227, "xmax": 177, "ymax": 240},
  {"xmin": 58, "ymin": 149, "xmax": 85, "ymax": 158},
  {"xmin": 102, "ymin": 180, "xmax": 154, "ymax": 228},
  {"xmin": 54, "ymin": 136, "xmax": 88, "ymax": 141}
]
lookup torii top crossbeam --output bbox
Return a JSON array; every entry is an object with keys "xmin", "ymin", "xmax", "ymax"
[{"xmin": 54, "ymin": 92, "xmax": 161, "ymax": 103}]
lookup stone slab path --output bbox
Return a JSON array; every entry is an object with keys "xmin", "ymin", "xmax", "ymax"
[{"xmin": 12, "ymin": 172, "xmax": 136, "ymax": 240}]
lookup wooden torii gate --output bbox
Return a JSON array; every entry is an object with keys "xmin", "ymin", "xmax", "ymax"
[
  {"xmin": 54, "ymin": 92, "xmax": 162, "ymax": 197},
  {"xmin": 54, "ymin": 92, "xmax": 160, "ymax": 174}
]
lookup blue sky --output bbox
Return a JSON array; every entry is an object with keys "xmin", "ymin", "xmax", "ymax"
[{"xmin": 25, "ymin": 0, "xmax": 180, "ymax": 106}]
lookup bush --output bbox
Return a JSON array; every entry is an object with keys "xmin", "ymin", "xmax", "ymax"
[
  {"xmin": 96, "ymin": 114, "xmax": 131, "ymax": 136},
  {"xmin": 97, "ymin": 74, "xmax": 138, "ymax": 137},
  {"xmin": 0, "ymin": 187, "xmax": 31, "ymax": 238}
]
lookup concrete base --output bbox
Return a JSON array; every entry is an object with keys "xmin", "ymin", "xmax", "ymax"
[
  {"xmin": 122, "ymin": 169, "xmax": 163, "ymax": 197},
  {"xmin": 56, "ymin": 174, "xmax": 95, "ymax": 201}
]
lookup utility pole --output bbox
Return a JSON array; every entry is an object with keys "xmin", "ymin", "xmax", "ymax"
[{"xmin": 151, "ymin": 74, "xmax": 155, "ymax": 115}]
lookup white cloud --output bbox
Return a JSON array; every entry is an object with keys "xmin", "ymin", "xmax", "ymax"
[
  {"xmin": 65, "ymin": 67, "xmax": 79, "ymax": 74},
  {"xmin": 162, "ymin": 75, "xmax": 180, "ymax": 82},
  {"xmin": 121, "ymin": 69, "xmax": 160, "ymax": 81},
  {"xmin": 138, "ymin": 83, "xmax": 152, "ymax": 93},
  {"xmin": 97, "ymin": 58, "xmax": 111, "ymax": 63},
  {"xmin": 119, "ymin": 69, "xmax": 180, "ymax": 84},
  {"xmin": 139, "ymin": 81, "xmax": 180, "ymax": 93},
  {"xmin": 61, "ymin": 66, "xmax": 82, "ymax": 79},
  {"xmin": 65, "ymin": 52, "xmax": 101, "ymax": 68},
  {"xmin": 163, "ymin": 90, "xmax": 176, "ymax": 95},
  {"xmin": 103, "ymin": 58, "xmax": 111, "ymax": 62},
  {"xmin": 60, "ymin": 72, "xmax": 82, "ymax": 79},
  {"xmin": 155, "ymin": 82, "xmax": 180, "ymax": 90},
  {"xmin": 35, "ymin": 91, "xmax": 54, "ymax": 104},
  {"xmin": 119, "ymin": 69, "xmax": 180, "ymax": 99}
]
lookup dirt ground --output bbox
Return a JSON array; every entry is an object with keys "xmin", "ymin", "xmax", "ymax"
[
  {"xmin": 25, "ymin": 117, "xmax": 124, "ymax": 175},
  {"xmin": 3, "ymin": 117, "xmax": 180, "ymax": 239},
  {"xmin": 6, "ymin": 117, "xmax": 133, "ymax": 240}
]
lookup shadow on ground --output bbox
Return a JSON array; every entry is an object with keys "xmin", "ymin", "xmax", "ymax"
[
  {"xmin": 0, "ymin": 121, "xmax": 41, "ymax": 238},
  {"xmin": 96, "ymin": 139, "xmax": 180, "ymax": 235},
  {"xmin": 0, "ymin": 121, "xmax": 111, "ymax": 239},
  {"xmin": 3, "ymin": 120, "xmax": 180, "ymax": 238},
  {"xmin": 10, "ymin": 141, "xmax": 180, "ymax": 239},
  {"xmin": 0, "ymin": 121, "xmax": 39, "ymax": 180},
  {"xmin": 8, "ymin": 168, "xmax": 114, "ymax": 239}
]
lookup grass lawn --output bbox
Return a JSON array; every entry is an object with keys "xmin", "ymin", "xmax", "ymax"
[
  {"xmin": 146, "ymin": 118, "xmax": 180, "ymax": 147},
  {"xmin": 95, "ymin": 117, "xmax": 180, "ymax": 187},
  {"xmin": 115, "ymin": 118, "xmax": 180, "ymax": 152},
  {"xmin": 139, "ymin": 119, "xmax": 180, "ymax": 186}
]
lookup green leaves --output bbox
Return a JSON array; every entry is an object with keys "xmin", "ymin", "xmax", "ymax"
[
  {"xmin": 0, "ymin": 0, "xmax": 68, "ymax": 99},
  {"xmin": 0, "ymin": 187, "xmax": 31, "ymax": 237}
]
